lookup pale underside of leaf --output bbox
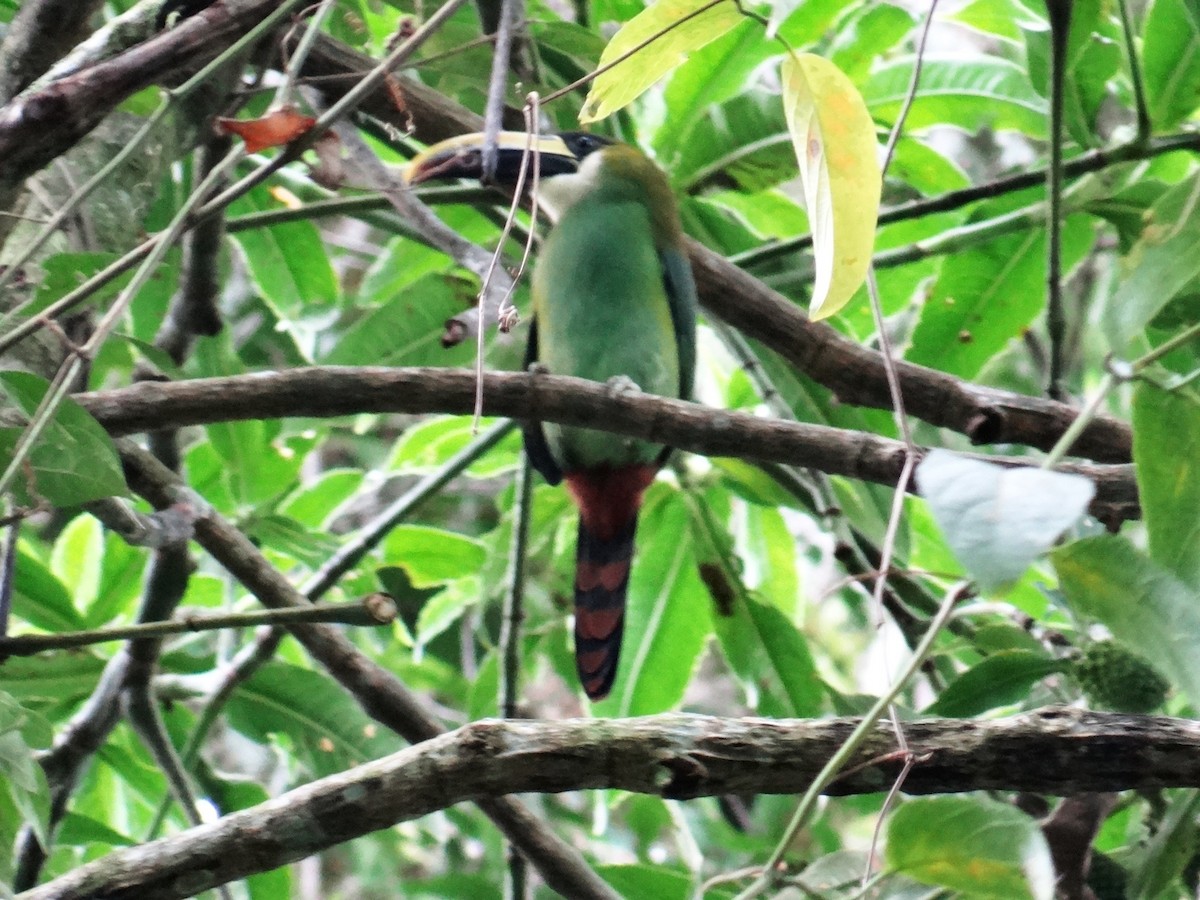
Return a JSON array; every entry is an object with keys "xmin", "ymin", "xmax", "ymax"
[
  {"xmin": 916, "ymin": 450, "xmax": 1095, "ymax": 592},
  {"xmin": 781, "ymin": 53, "xmax": 881, "ymax": 320}
]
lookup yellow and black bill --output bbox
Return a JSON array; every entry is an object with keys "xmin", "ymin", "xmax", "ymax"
[{"xmin": 405, "ymin": 131, "xmax": 613, "ymax": 185}]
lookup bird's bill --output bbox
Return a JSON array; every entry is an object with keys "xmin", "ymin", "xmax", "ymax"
[{"xmin": 405, "ymin": 131, "xmax": 582, "ymax": 185}]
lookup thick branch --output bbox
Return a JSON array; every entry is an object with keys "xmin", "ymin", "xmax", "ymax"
[
  {"xmin": 117, "ymin": 441, "xmax": 619, "ymax": 900},
  {"xmin": 77, "ymin": 368, "xmax": 1140, "ymax": 523},
  {"xmin": 0, "ymin": 0, "xmax": 285, "ymax": 186},
  {"xmin": 301, "ymin": 35, "xmax": 1133, "ymax": 463},
  {"xmin": 685, "ymin": 246, "xmax": 1131, "ymax": 462},
  {"xmin": 0, "ymin": 0, "xmax": 103, "ymax": 103},
  {"xmin": 22, "ymin": 709, "xmax": 1200, "ymax": 899}
]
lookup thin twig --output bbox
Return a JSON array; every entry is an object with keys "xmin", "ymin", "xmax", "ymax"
[
  {"xmin": 0, "ymin": 0, "xmax": 309, "ymax": 307},
  {"xmin": 0, "ymin": 598, "xmax": 396, "ymax": 656},
  {"xmin": 1116, "ymin": 0, "xmax": 1151, "ymax": 143},
  {"xmin": 193, "ymin": 0, "xmax": 476, "ymax": 221},
  {"xmin": 731, "ymin": 582, "xmax": 971, "ymax": 899},
  {"xmin": 1045, "ymin": 0, "xmax": 1072, "ymax": 401},
  {"xmin": 500, "ymin": 452, "xmax": 533, "ymax": 900},
  {"xmin": 852, "ymin": 1, "xmax": 936, "ymax": 882},
  {"xmin": 275, "ymin": 0, "xmax": 336, "ymax": 108},
  {"xmin": 732, "ymin": 132, "xmax": 1200, "ymax": 270},
  {"xmin": 304, "ymin": 419, "xmax": 516, "ymax": 598},
  {"xmin": 539, "ymin": 0, "xmax": 729, "ymax": 105}
]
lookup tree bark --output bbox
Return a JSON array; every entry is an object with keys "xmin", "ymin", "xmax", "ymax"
[{"xmin": 20, "ymin": 709, "xmax": 1200, "ymax": 900}]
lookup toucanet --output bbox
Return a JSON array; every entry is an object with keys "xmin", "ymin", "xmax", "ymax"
[{"xmin": 408, "ymin": 131, "xmax": 697, "ymax": 700}]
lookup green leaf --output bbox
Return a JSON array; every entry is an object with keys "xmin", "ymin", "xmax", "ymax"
[
  {"xmin": 973, "ymin": 623, "xmax": 1047, "ymax": 655},
  {"xmin": 908, "ymin": 213, "xmax": 1094, "ymax": 378},
  {"xmin": 596, "ymin": 864, "xmax": 692, "ymax": 900},
  {"xmin": 0, "ymin": 730, "xmax": 49, "ymax": 846},
  {"xmin": 11, "ymin": 545, "xmax": 83, "ymax": 632},
  {"xmin": 1127, "ymin": 790, "xmax": 1200, "ymax": 898},
  {"xmin": 916, "ymin": 450, "xmax": 1095, "ymax": 592},
  {"xmin": 828, "ymin": 2, "xmax": 916, "ymax": 82},
  {"xmin": 1142, "ymin": 0, "xmax": 1200, "ymax": 129},
  {"xmin": 1053, "ymin": 535, "xmax": 1200, "ymax": 708},
  {"xmin": 799, "ymin": 850, "xmax": 928, "ymax": 896},
  {"xmin": 415, "ymin": 576, "xmax": 480, "ymax": 648},
  {"xmin": 655, "ymin": 19, "xmax": 778, "ymax": 160},
  {"xmin": 1104, "ymin": 171, "xmax": 1200, "ymax": 347},
  {"xmin": 0, "ymin": 653, "xmax": 105, "ymax": 705},
  {"xmin": 887, "ymin": 796, "xmax": 1054, "ymax": 898},
  {"xmin": 668, "ymin": 93, "xmax": 798, "ymax": 195},
  {"xmin": 773, "ymin": 0, "xmax": 855, "ymax": 46},
  {"xmin": 1133, "ymin": 384, "xmax": 1200, "ymax": 589},
  {"xmin": 56, "ymin": 812, "xmax": 135, "ymax": 848},
  {"xmin": 87, "ymin": 531, "xmax": 146, "ymax": 628},
  {"xmin": 322, "ymin": 275, "xmax": 473, "ymax": 368},
  {"xmin": 743, "ymin": 596, "xmax": 823, "ymax": 716},
  {"xmin": 27, "ymin": 252, "xmax": 127, "ymax": 317},
  {"xmin": 580, "ymin": 0, "xmax": 744, "ymax": 123},
  {"xmin": 228, "ymin": 187, "xmax": 338, "ymax": 313},
  {"xmin": 246, "ymin": 514, "xmax": 342, "ymax": 567},
  {"xmin": 595, "ymin": 489, "xmax": 712, "ymax": 716},
  {"xmin": 1021, "ymin": 0, "xmax": 1119, "ymax": 147},
  {"xmin": 744, "ymin": 505, "xmax": 800, "ymax": 615},
  {"xmin": 865, "ymin": 55, "xmax": 1047, "ymax": 137},
  {"xmin": 929, "ymin": 651, "xmax": 1065, "ymax": 717},
  {"xmin": 226, "ymin": 662, "xmax": 401, "ymax": 776},
  {"xmin": 885, "ymin": 137, "xmax": 970, "ymax": 196},
  {"xmin": 278, "ymin": 469, "xmax": 364, "ymax": 528},
  {"xmin": 382, "ymin": 525, "xmax": 485, "ymax": 588},
  {"xmin": 50, "ymin": 514, "xmax": 103, "ymax": 618},
  {"xmin": 0, "ymin": 371, "xmax": 126, "ymax": 507},
  {"xmin": 782, "ymin": 53, "xmax": 881, "ymax": 319},
  {"xmin": 387, "ymin": 415, "xmax": 518, "ymax": 477},
  {"xmin": 951, "ymin": 0, "xmax": 1038, "ymax": 42}
]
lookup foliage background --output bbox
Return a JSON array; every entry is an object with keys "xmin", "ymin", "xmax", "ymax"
[{"xmin": 0, "ymin": 0, "xmax": 1198, "ymax": 897}]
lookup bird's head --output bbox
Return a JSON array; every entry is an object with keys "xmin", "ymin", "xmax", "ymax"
[{"xmin": 407, "ymin": 130, "xmax": 680, "ymax": 236}]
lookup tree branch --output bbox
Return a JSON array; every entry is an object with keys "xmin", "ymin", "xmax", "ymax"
[
  {"xmin": 1, "ymin": 21, "xmax": 1136, "ymax": 464},
  {"xmin": 78, "ymin": 368, "xmax": 1140, "ymax": 523},
  {"xmin": 0, "ymin": 597, "xmax": 396, "ymax": 657},
  {"xmin": 21, "ymin": 708, "xmax": 1200, "ymax": 899},
  {"xmin": 0, "ymin": 0, "xmax": 288, "ymax": 188},
  {"xmin": 117, "ymin": 440, "xmax": 619, "ymax": 900},
  {"xmin": 299, "ymin": 34, "xmax": 1135, "ymax": 463},
  {"xmin": 0, "ymin": 0, "xmax": 103, "ymax": 104}
]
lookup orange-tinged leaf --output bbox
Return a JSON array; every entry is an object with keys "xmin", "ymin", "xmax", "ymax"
[
  {"xmin": 216, "ymin": 108, "xmax": 317, "ymax": 154},
  {"xmin": 579, "ymin": 0, "xmax": 742, "ymax": 124},
  {"xmin": 781, "ymin": 54, "xmax": 881, "ymax": 320}
]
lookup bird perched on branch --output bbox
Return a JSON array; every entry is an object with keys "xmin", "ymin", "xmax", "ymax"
[{"xmin": 408, "ymin": 131, "xmax": 697, "ymax": 701}]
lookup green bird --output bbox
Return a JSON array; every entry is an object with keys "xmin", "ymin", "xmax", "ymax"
[{"xmin": 408, "ymin": 131, "xmax": 697, "ymax": 700}]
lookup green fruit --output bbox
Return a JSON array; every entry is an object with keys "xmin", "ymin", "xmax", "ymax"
[{"xmin": 1074, "ymin": 641, "xmax": 1170, "ymax": 713}]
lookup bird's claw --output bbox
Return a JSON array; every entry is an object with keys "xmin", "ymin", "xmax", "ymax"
[{"xmin": 606, "ymin": 375, "xmax": 642, "ymax": 396}]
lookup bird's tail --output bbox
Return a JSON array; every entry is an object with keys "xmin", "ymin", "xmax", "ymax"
[{"xmin": 565, "ymin": 466, "xmax": 657, "ymax": 701}]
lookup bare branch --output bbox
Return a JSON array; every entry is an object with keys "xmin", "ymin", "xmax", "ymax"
[
  {"xmin": 0, "ymin": 0, "xmax": 289, "ymax": 187},
  {"xmin": 22, "ymin": 709, "xmax": 1200, "ymax": 900},
  {"xmin": 79, "ymin": 368, "xmax": 1140, "ymax": 523},
  {"xmin": 299, "ymin": 34, "xmax": 1135, "ymax": 463},
  {"xmin": 117, "ymin": 440, "xmax": 620, "ymax": 900}
]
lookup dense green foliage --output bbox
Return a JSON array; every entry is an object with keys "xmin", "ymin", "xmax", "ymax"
[{"xmin": 1, "ymin": 0, "xmax": 1200, "ymax": 896}]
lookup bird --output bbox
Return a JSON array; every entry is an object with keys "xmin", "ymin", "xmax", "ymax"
[{"xmin": 407, "ymin": 130, "xmax": 697, "ymax": 700}]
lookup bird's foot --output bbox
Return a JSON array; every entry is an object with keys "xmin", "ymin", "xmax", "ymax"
[{"xmin": 605, "ymin": 375, "xmax": 642, "ymax": 396}]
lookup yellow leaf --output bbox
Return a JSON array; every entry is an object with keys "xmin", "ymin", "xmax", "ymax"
[
  {"xmin": 781, "ymin": 54, "xmax": 881, "ymax": 320},
  {"xmin": 580, "ymin": 0, "xmax": 742, "ymax": 124}
]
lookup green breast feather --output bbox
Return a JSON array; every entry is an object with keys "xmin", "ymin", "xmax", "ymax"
[{"xmin": 533, "ymin": 194, "xmax": 680, "ymax": 472}]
